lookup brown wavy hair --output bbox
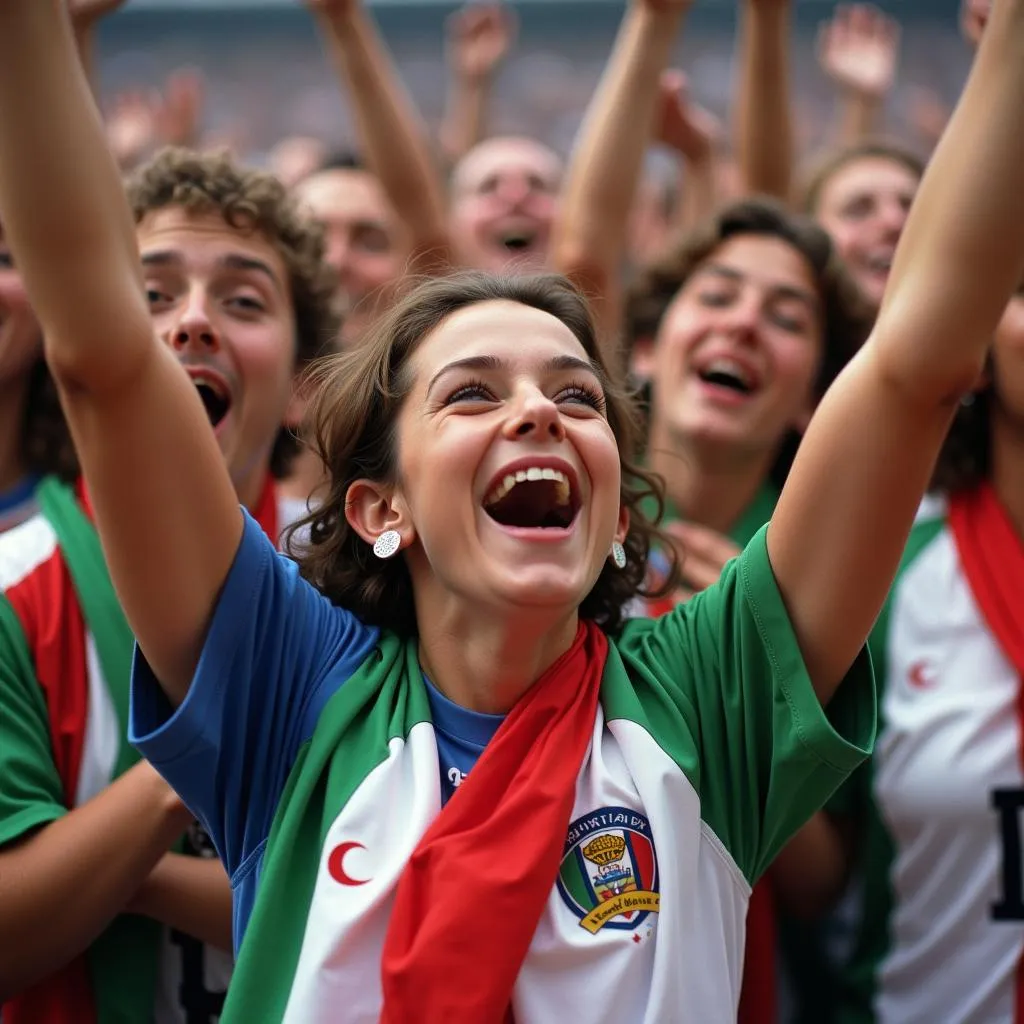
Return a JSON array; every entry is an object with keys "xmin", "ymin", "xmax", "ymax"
[
  {"xmin": 288, "ymin": 271, "xmax": 682, "ymax": 636},
  {"xmin": 625, "ymin": 197, "xmax": 873, "ymax": 486},
  {"xmin": 930, "ymin": 282, "xmax": 1024, "ymax": 494},
  {"xmin": 22, "ymin": 356, "xmax": 78, "ymax": 482},
  {"xmin": 1, "ymin": 215, "xmax": 78, "ymax": 482},
  {"xmin": 800, "ymin": 140, "xmax": 925, "ymax": 216},
  {"xmin": 126, "ymin": 147, "xmax": 341, "ymax": 477},
  {"xmin": 931, "ymin": 369, "xmax": 992, "ymax": 495}
]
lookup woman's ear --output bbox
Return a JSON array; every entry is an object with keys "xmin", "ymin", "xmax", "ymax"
[{"xmin": 345, "ymin": 479, "xmax": 414, "ymax": 551}]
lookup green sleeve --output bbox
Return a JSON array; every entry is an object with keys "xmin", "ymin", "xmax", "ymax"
[
  {"xmin": 617, "ymin": 525, "xmax": 876, "ymax": 884},
  {"xmin": 0, "ymin": 593, "xmax": 66, "ymax": 846},
  {"xmin": 823, "ymin": 606, "xmax": 891, "ymax": 822}
]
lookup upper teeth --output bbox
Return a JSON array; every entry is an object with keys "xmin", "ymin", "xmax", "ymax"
[
  {"xmin": 193, "ymin": 376, "xmax": 227, "ymax": 399},
  {"xmin": 704, "ymin": 359, "xmax": 751, "ymax": 386},
  {"xmin": 866, "ymin": 253, "xmax": 893, "ymax": 272},
  {"xmin": 485, "ymin": 467, "xmax": 571, "ymax": 507}
]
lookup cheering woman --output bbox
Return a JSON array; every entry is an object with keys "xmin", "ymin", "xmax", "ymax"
[{"xmin": 2, "ymin": 1, "xmax": 1024, "ymax": 1020}]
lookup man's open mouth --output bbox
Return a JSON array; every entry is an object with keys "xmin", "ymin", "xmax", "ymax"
[
  {"xmin": 189, "ymin": 372, "xmax": 232, "ymax": 427},
  {"xmin": 498, "ymin": 228, "xmax": 537, "ymax": 253},
  {"xmin": 483, "ymin": 466, "xmax": 580, "ymax": 529}
]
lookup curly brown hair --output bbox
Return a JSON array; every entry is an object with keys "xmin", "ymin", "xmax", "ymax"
[
  {"xmin": 929, "ymin": 282, "xmax": 1024, "ymax": 493},
  {"xmin": 625, "ymin": 197, "xmax": 872, "ymax": 485},
  {"xmin": 287, "ymin": 271, "xmax": 682, "ymax": 636},
  {"xmin": 800, "ymin": 140, "xmax": 925, "ymax": 216},
  {"xmin": 126, "ymin": 147, "xmax": 341, "ymax": 477},
  {"xmin": 930, "ymin": 373, "xmax": 992, "ymax": 495},
  {"xmin": 21, "ymin": 356, "xmax": 78, "ymax": 482},
  {"xmin": 0, "ymin": 216, "xmax": 78, "ymax": 483}
]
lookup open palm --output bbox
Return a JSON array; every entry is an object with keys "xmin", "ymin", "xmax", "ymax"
[
  {"xmin": 655, "ymin": 70, "xmax": 721, "ymax": 162},
  {"xmin": 818, "ymin": 4, "xmax": 900, "ymax": 101},
  {"xmin": 303, "ymin": 0, "xmax": 357, "ymax": 14}
]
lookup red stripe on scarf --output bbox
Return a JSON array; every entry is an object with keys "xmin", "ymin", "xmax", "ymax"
[
  {"xmin": 250, "ymin": 473, "xmax": 279, "ymax": 548},
  {"xmin": 380, "ymin": 620, "xmax": 608, "ymax": 1023},
  {"xmin": 949, "ymin": 483, "xmax": 1024, "ymax": 1024},
  {"xmin": 949, "ymin": 484, "xmax": 1024, "ymax": 678}
]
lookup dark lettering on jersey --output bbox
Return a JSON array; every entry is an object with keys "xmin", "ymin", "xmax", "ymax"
[
  {"xmin": 185, "ymin": 821, "xmax": 218, "ymax": 859},
  {"xmin": 172, "ymin": 822, "xmax": 228, "ymax": 1021},
  {"xmin": 171, "ymin": 930, "xmax": 226, "ymax": 1023},
  {"xmin": 565, "ymin": 810, "xmax": 650, "ymax": 848},
  {"xmin": 992, "ymin": 787, "xmax": 1024, "ymax": 921}
]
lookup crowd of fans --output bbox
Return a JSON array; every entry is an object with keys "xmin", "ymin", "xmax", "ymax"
[{"xmin": 1, "ymin": 0, "xmax": 1021, "ymax": 1021}]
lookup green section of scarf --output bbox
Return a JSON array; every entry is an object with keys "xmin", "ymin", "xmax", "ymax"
[{"xmin": 37, "ymin": 477, "xmax": 161, "ymax": 1024}]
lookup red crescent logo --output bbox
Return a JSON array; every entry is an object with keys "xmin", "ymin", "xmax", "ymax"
[
  {"xmin": 327, "ymin": 841, "xmax": 371, "ymax": 886},
  {"xmin": 907, "ymin": 660, "xmax": 936, "ymax": 689}
]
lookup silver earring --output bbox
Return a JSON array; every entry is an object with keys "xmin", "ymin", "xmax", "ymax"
[
  {"xmin": 373, "ymin": 530, "xmax": 402, "ymax": 560},
  {"xmin": 610, "ymin": 541, "xmax": 627, "ymax": 570}
]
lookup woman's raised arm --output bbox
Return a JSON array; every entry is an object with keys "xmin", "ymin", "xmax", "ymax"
[
  {"xmin": 767, "ymin": 0, "xmax": 1024, "ymax": 704},
  {"xmin": 0, "ymin": 2, "xmax": 242, "ymax": 704}
]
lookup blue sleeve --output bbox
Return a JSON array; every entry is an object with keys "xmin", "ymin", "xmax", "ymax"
[{"xmin": 129, "ymin": 510, "xmax": 379, "ymax": 885}]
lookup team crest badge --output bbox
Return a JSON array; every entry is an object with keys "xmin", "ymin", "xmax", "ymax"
[{"xmin": 556, "ymin": 805, "xmax": 659, "ymax": 934}]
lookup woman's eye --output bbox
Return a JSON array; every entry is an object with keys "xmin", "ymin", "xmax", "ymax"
[
  {"xmin": 556, "ymin": 384, "xmax": 605, "ymax": 411},
  {"xmin": 445, "ymin": 381, "xmax": 495, "ymax": 405},
  {"xmin": 771, "ymin": 312, "xmax": 806, "ymax": 333}
]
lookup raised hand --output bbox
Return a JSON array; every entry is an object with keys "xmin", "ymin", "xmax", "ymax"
[
  {"xmin": 907, "ymin": 85, "xmax": 951, "ymax": 147},
  {"xmin": 66, "ymin": 0, "xmax": 128, "ymax": 28},
  {"xmin": 446, "ymin": 2, "xmax": 518, "ymax": 82},
  {"xmin": 639, "ymin": 0, "xmax": 695, "ymax": 12},
  {"xmin": 818, "ymin": 3, "xmax": 900, "ymax": 101},
  {"xmin": 654, "ymin": 70, "xmax": 721, "ymax": 163},
  {"xmin": 105, "ymin": 90, "xmax": 159, "ymax": 169},
  {"xmin": 303, "ymin": 0, "xmax": 356, "ymax": 17},
  {"xmin": 961, "ymin": 0, "xmax": 991, "ymax": 47},
  {"xmin": 664, "ymin": 522, "xmax": 742, "ymax": 606},
  {"xmin": 154, "ymin": 70, "xmax": 205, "ymax": 148}
]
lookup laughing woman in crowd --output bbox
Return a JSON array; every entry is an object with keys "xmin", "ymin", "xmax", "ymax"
[{"xmin": 3, "ymin": 2, "xmax": 1024, "ymax": 1022}]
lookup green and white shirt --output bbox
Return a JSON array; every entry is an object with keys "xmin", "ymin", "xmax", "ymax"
[
  {"xmin": 0, "ymin": 477, "xmax": 297, "ymax": 1024},
  {"xmin": 131, "ymin": 511, "xmax": 875, "ymax": 1023},
  {"xmin": 839, "ymin": 495, "xmax": 1024, "ymax": 1023}
]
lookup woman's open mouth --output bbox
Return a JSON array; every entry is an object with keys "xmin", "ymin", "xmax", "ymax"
[{"xmin": 483, "ymin": 465, "xmax": 580, "ymax": 530}]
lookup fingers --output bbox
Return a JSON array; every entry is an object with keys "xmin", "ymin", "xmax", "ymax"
[
  {"xmin": 961, "ymin": 0, "xmax": 991, "ymax": 46},
  {"xmin": 663, "ymin": 521, "xmax": 744, "ymax": 593},
  {"xmin": 450, "ymin": 1, "xmax": 516, "ymax": 43},
  {"xmin": 660, "ymin": 68, "xmax": 688, "ymax": 99},
  {"xmin": 665, "ymin": 520, "xmax": 743, "ymax": 564},
  {"xmin": 819, "ymin": 4, "xmax": 900, "ymax": 58}
]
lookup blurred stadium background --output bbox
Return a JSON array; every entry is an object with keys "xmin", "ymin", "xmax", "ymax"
[{"xmin": 95, "ymin": 1, "xmax": 967, "ymax": 164}]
